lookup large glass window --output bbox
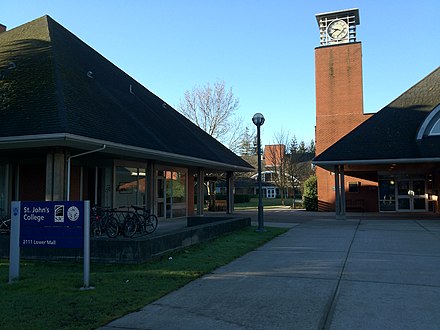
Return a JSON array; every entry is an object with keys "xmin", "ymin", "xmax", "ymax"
[
  {"xmin": 162, "ymin": 170, "xmax": 187, "ymax": 218},
  {"xmin": 413, "ymin": 180, "xmax": 425, "ymax": 195},
  {"xmin": 379, "ymin": 179, "xmax": 396, "ymax": 211},
  {"xmin": 397, "ymin": 180, "xmax": 410, "ymax": 196},
  {"xmin": 154, "ymin": 169, "xmax": 188, "ymax": 219},
  {"xmin": 398, "ymin": 198, "xmax": 410, "ymax": 210},
  {"xmin": 156, "ymin": 174, "xmax": 165, "ymax": 218},
  {"xmin": 115, "ymin": 166, "xmax": 146, "ymax": 207},
  {"xmin": 379, "ymin": 177, "xmax": 427, "ymax": 212}
]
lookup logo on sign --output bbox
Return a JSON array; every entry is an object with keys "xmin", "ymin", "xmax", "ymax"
[
  {"xmin": 67, "ymin": 206, "xmax": 80, "ymax": 222},
  {"xmin": 55, "ymin": 205, "xmax": 64, "ymax": 222}
]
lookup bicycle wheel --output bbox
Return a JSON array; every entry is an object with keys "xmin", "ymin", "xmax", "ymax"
[
  {"xmin": 105, "ymin": 216, "xmax": 119, "ymax": 238},
  {"xmin": 123, "ymin": 215, "xmax": 138, "ymax": 238},
  {"xmin": 90, "ymin": 220, "xmax": 102, "ymax": 238},
  {"xmin": 144, "ymin": 214, "xmax": 158, "ymax": 234},
  {"xmin": 0, "ymin": 218, "xmax": 11, "ymax": 234}
]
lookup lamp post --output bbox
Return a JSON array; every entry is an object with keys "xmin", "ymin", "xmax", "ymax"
[{"xmin": 252, "ymin": 113, "xmax": 265, "ymax": 232}]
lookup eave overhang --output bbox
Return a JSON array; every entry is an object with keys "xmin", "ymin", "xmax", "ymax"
[
  {"xmin": 0, "ymin": 133, "xmax": 254, "ymax": 172},
  {"xmin": 313, "ymin": 157, "xmax": 440, "ymax": 171}
]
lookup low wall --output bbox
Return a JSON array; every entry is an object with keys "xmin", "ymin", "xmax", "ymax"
[
  {"xmin": 187, "ymin": 216, "xmax": 235, "ymax": 227},
  {"xmin": 92, "ymin": 216, "xmax": 250, "ymax": 263},
  {"xmin": 0, "ymin": 216, "xmax": 251, "ymax": 264}
]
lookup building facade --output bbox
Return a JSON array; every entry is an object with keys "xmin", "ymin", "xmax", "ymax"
[
  {"xmin": 0, "ymin": 16, "xmax": 253, "ymax": 220},
  {"xmin": 314, "ymin": 9, "xmax": 440, "ymax": 214}
]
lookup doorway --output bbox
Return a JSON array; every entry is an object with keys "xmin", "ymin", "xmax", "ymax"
[
  {"xmin": 155, "ymin": 169, "xmax": 187, "ymax": 220},
  {"xmin": 379, "ymin": 178, "xmax": 427, "ymax": 212},
  {"xmin": 397, "ymin": 179, "xmax": 427, "ymax": 211},
  {"xmin": 156, "ymin": 171, "xmax": 166, "ymax": 220}
]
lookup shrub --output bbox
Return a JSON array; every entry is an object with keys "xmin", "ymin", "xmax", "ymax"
[{"xmin": 303, "ymin": 175, "xmax": 318, "ymax": 211}]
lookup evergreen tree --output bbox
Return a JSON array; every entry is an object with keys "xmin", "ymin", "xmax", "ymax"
[
  {"xmin": 289, "ymin": 136, "xmax": 298, "ymax": 154},
  {"xmin": 308, "ymin": 139, "xmax": 316, "ymax": 153},
  {"xmin": 239, "ymin": 127, "xmax": 255, "ymax": 156}
]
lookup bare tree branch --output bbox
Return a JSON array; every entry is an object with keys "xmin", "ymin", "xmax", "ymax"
[
  {"xmin": 266, "ymin": 130, "xmax": 316, "ymax": 207},
  {"xmin": 265, "ymin": 130, "xmax": 290, "ymax": 205},
  {"xmin": 178, "ymin": 80, "xmax": 241, "ymax": 149}
]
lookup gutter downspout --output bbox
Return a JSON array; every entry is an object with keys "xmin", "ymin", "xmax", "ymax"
[{"xmin": 66, "ymin": 145, "xmax": 106, "ymax": 201}]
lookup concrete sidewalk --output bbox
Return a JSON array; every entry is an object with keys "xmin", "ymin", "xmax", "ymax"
[{"xmin": 100, "ymin": 218, "xmax": 440, "ymax": 329}]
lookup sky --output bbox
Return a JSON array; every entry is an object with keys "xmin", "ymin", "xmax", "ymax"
[{"xmin": 2, "ymin": 1, "xmax": 439, "ymax": 146}]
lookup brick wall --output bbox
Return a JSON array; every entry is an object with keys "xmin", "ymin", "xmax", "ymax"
[
  {"xmin": 315, "ymin": 42, "xmax": 376, "ymax": 211},
  {"xmin": 264, "ymin": 144, "xmax": 285, "ymax": 167}
]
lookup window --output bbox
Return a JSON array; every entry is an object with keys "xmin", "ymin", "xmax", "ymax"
[
  {"xmin": 165, "ymin": 170, "xmax": 187, "ymax": 218},
  {"xmin": 115, "ymin": 166, "xmax": 146, "ymax": 207},
  {"xmin": 416, "ymin": 104, "xmax": 440, "ymax": 139},
  {"xmin": 430, "ymin": 118, "xmax": 440, "ymax": 135},
  {"xmin": 348, "ymin": 182, "xmax": 360, "ymax": 193},
  {"xmin": 379, "ymin": 179, "xmax": 396, "ymax": 211},
  {"xmin": 266, "ymin": 188, "xmax": 276, "ymax": 198}
]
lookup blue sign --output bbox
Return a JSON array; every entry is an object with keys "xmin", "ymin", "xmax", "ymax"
[{"xmin": 20, "ymin": 201, "xmax": 84, "ymax": 248}]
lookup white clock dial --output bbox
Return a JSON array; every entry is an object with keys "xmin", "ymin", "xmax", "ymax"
[{"xmin": 327, "ymin": 19, "xmax": 348, "ymax": 40}]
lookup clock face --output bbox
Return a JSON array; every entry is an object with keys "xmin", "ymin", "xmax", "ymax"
[{"xmin": 327, "ymin": 19, "xmax": 348, "ymax": 40}]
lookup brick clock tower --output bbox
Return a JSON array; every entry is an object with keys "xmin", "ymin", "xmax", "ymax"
[{"xmin": 314, "ymin": 8, "xmax": 374, "ymax": 211}]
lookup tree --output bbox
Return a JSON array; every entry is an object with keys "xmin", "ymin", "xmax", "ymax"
[
  {"xmin": 308, "ymin": 139, "xmax": 316, "ymax": 153},
  {"xmin": 177, "ymin": 80, "xmax": 244, "ymax": 152},
  {"xmin": 239, "ymin": 126, "xmax": 256, "ymax": 156},
  {"xmin": 266, "ymin": 130, "xmax": 315, "ymax": 208},
  {"xmin": 265, "ymin": 130, "xmax": 290, "ymax": 205},
  {"xmin": 286, "ymin": 135, "xmax": 315, "ymax": 208}
]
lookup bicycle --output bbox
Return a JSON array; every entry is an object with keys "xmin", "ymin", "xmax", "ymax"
[
  {"xmin": 123, "ymin": 205, "xmax": 158, "ymax": 238},
  {"xmin": 0, "ymin": 207, "xmax": 10, "ymax": 234},
  {"xmin": 90, "ymin": 206, "xmax": 119, "ymax": 238},
  {"xmin": 0, "ymin": 216, "xmax": 10, "ymax": 234}
]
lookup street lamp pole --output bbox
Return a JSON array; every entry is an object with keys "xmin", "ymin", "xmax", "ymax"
[{"xmin": 252, "ymin": 113, "xmax": 265, "ymax": 232}]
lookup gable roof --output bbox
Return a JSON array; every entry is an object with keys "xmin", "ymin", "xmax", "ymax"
[
  {"xmin": 314, "ymin": 66, "xmax": 440, "ymax": 169},
  {"xmin": 0, "ymin": 16, "xmax": 252, "ymax": 171}
]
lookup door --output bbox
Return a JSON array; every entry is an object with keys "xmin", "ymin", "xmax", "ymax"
[
  {"xmin": 397, "ymin": 179, "xmax": 427, "ymax": 211},
  {"xmin": 379, "ymin": 179, "xmax": 396, "ymax": 211},
  {"xmin": 266, "ymin": 188, "xmax": 276, "ymax": 198},
  {"xmin": 156, "ymin": 171, "xmax": 166, "ymax": 220},
  {"xmin": 412, "ymin": 180, "xmax": 427, "ymax": 211}
]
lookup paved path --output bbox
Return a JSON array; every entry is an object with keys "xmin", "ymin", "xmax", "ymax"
[{"xmin": 101, "ymin": 216, "xmax": 440, "ymax": 329}]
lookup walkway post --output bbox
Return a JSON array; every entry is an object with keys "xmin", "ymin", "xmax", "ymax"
[
  {"xmin": 335, "ymin": 165, "xmax": 340, "ymax": 217},
  {"xmin": 252, "ymin": 113, "xmax": 265, "ymax": 232},
  {"xmin": 340, "ymin": 165, "xmax": 346, "ymax": 219}
]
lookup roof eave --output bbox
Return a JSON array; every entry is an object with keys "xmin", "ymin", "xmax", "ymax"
[
  {"xmin": 313, "ymin": 157, "xmax": 440, "ymax": 170},
  {"xmin": 0, "ymin": 133, "xmax": 253, "ymax": 172}
]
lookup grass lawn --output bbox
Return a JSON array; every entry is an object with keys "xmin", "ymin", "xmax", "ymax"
[
  {"xmin": 235, "ymin": 197, "xmax": 303, "ymax": 210},
  {"xmin": 0, "ymin": 226, "xmax": 286, "ymax": 329}
]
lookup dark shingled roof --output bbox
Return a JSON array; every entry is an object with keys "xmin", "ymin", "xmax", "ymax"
[
  {"xmin": 0, "ymin": 16, "xmax": 252, "ymax": 171},
  {"xmin": 314, "ymin": 66, "xmax": 440, "ymax": 167}
]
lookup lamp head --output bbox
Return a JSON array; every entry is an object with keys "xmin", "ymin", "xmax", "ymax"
[{"xmin": 252, "ymin": 113, "xmax": 265, "ymax": 126}]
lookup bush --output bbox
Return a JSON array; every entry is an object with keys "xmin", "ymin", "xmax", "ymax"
[{"xmin": 303, "ymin": 175, "xmax": 318, "ymax": 211}]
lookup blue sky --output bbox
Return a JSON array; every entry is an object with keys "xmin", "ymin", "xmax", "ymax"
[{"xmin": 2, "ymin": 1, "xmax": 439, "ymax": 145}]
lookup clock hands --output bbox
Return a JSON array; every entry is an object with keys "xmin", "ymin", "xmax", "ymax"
[
  {"xmin": 331, "ymin": 27, "xmax": 342, "ymax": 37},
  {"xmin": 328, "ymin": 20, "xmax": 348, "ymax": 40}
]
